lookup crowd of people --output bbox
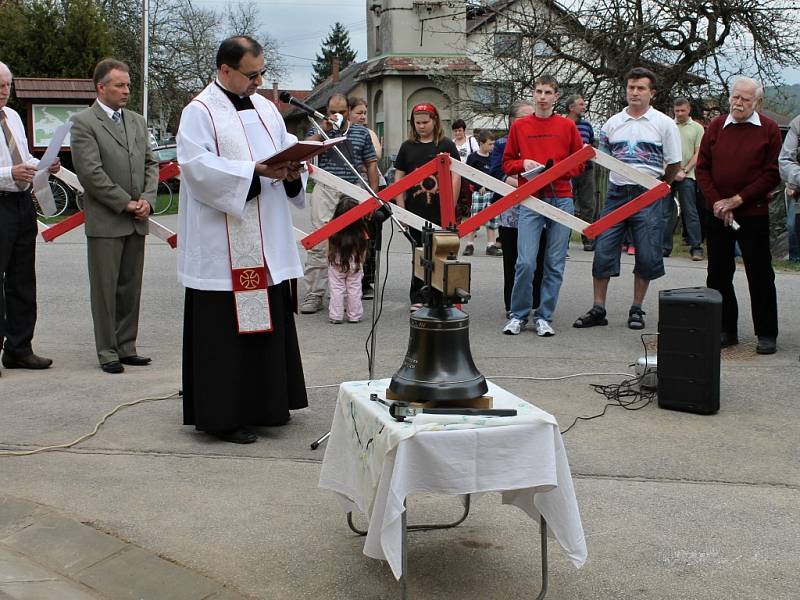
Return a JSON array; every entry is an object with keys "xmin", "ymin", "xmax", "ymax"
[{"xmin": 1, "ymin": 42, "xmax": 798, "ymax": 443}]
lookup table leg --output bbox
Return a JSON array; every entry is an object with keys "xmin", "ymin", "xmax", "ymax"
[
  {"xmin": 400, "ymin": 503, "xmax": 408, "ymax": 600},
  {"xmin": 536, "ymin": 516, "xmax": 549, "ymax": 600},
  {"xmin": 346, "ymin": 495, "xmax": 471, "ymax": 536}
]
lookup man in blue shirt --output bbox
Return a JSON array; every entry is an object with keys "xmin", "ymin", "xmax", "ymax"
[
  {"xmin": 565, "ymin": 94, "xmax": 596, "ymax": 251},
  {"xmin": 299, "ymin": 93, "xmax": 379, "ymax": 314}
]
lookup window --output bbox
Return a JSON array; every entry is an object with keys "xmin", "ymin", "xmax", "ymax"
[
  {"xmin": 494, "ymin": 33, "xmax": 521, "ymax": 57},
  {"xmin": 532, "ymin": 40, "xmax": 556, "ymax": 57},
  {"xmin": 471, "ymin": 82, "xmax": 514, "ymax": 111}
]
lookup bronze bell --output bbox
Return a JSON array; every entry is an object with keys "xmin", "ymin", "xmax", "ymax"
[
  {"xmin": 389, "ymin": 304, "xmax": 487, "ymax": 403},
  {"xmin": 389, "ymin": 226, "xmax": 487, "ymax": 404}
]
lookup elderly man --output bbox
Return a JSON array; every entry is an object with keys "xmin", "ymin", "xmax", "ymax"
[
  {"xmin": 0, "ymin": 61, "xmax": 57, "ymax": 375},
  {"xmin": 696, "ymin": 77, "xmax": 782, "ymax": 354}
]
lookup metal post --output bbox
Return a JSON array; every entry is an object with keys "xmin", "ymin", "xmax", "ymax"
[{"xmin": 142, "ymin": 0, "xmax": 149, "ymax": 123}]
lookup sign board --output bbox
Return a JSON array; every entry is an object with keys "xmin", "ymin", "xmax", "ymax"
[{"xmin": 31, "ymin": 104, "xmax": 87, "ymax": 149}]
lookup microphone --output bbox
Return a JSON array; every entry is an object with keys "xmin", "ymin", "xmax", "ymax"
[{"xmin": 279, "ymin": 92, "xmax": 334, "ymax": 124}]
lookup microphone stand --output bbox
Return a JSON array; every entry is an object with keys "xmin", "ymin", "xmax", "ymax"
[{"xmin": 305, "ymin": 115, "xmax": 407, "ymax": 450}]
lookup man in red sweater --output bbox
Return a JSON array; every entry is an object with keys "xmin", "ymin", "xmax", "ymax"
[
  {"xmin": 501, "ymin": 75, "xmax": 584, "ymax": 336},
  {"xmin": 695, "ymin": 77, "xmax": 782, "ymax": 354}
]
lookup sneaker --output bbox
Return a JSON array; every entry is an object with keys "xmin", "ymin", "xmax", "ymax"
[
  {"xmin": 362, "ymin": 285, "xmax": 375, "ymax": 300},
  {"xmin": 573, "ymin": 306, "xmax": 608, "ymax": 328},
  {"xmin": 691, "ymin": 249, "xmax": 704, "ymax": 261},
  {"xmin": 329, "ymin": 318, "xmax": 343, "ymax": 324},
  {"xmin": 463, "ymin": 244, "xmax": 474, "ymax": 256},
  {"xmin": 486, "ymin": 245, "xmax": 503, "ymax": 256},
  {"xmin": 347, "ymin": 318, "xmax": 362, "ymax": 324},
  {"xmin": 627, "ymin": 307, "xmax": 646, "ymax": 330},
  {"xmin": 503, "ymin": 318, "xmax": 525, "ymax": 335},
  {"xmin": 300, "ymin": 295, "xmax": 323, "ymax": 314},
  {"xmin": 627, "ymin": 245, "xmax": 636, "ymax": 256},
  {"xmin": 535, "ymin": 318, "xmax": 555, "ymax": 337}
]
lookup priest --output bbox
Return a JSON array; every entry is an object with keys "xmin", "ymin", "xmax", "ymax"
[{"xmin": 176, "ymin": 36, "xmax": 307, "ymax": 444}]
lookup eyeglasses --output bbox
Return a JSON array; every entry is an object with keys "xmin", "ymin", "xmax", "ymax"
[{"xmin": 235, "ymin": 67, "xmax": 268, "ymax": 81}]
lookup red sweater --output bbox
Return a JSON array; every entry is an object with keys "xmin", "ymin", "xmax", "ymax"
[
  {"xmin": 695, "ymin": 114, "xmax": 782, "ymax": 216},
  {"xmin": 502, "ymin": 114, "xmax": 584, "ymax": 198}
]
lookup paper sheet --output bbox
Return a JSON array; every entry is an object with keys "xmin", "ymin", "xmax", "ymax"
[{"xmin": 32, "ymin": 122, "xmax": 71, "ymax": 217}]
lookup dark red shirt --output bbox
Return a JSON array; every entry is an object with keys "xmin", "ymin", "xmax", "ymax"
[
  {"xmin": 502, "ymin": 114, "xmax": 584, "ymax": 198},
  {"xmin": 695, "ymin": 113, "xmax": 782, "ymax": 217}
]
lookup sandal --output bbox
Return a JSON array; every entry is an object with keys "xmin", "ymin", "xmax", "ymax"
[
  {"xmin": 573, "ymin": 306, "xmax": 608, "ymax": 328},
  {"xmin": 627, "ymin": 307, "xmax": 646, "ymax": 330}
]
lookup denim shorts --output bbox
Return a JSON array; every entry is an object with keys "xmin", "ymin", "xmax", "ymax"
[{"xmin": 592, "ymin": 183, "xmax": 666, "ymax": 281}]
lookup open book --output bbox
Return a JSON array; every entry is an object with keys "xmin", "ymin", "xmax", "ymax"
[{"xmin": 261, "ymin": 136, "xmax": 347, "ymax": 166}]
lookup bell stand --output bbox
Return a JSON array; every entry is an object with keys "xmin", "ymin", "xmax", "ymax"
[{"xmin": 306, "ymin": 115, "xmax": 415, "ymax": 450}]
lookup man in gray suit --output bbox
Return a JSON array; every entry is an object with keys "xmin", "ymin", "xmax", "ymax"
[{"xmin": 71, "ymin": 59, "xmax": 158, "ymax": 374}]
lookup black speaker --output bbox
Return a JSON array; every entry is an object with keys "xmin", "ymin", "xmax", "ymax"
[{"xmin": 657, "ymin": 287, "xmax": 721, "ymax": 414}]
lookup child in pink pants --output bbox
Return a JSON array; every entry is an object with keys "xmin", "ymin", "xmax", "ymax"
[{"xmin": 327, "ymin": 198, "xmax": 369, "ymax": 324}]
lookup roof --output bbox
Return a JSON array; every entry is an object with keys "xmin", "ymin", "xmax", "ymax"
[
  {"xmin": 256, "ymin": 88, "xmax": 312, "ymax": 112},
  {"xmin": 283, "ymin": 61, "xmax": 366, "ymax": 118},
  {"xmin": 466, "ymin": 0, "xmax": 516, "ymax": 34},
  {"xmin": 13, "ymin": 78, "xmax": 96, "ymax": 100},
  {"xmin": 358, "ymin": 55, "xmax": 482, "ymax": 81}
]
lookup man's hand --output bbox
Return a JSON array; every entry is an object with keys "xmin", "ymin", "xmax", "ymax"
[
  {"xmin": 255, "ymin": 160, "xmax": 291, "ymax": 181},
  {"xmin": 713, "ymin": 194, "xmax": 743, "ymax": 226},
  {"xmin": 126, "ymin": 198, "xmax": 150, "ymax": 220},
  {"xmin": 284, "ymin": 161, "xmax": 303, "ymax": 182},
  {"xmin": 48, "ymin": 158, "xmax": 61, "ymax": 175},
  {"xmin": 11, "ymin": 164, "xmax": 37, "ymax": 184},
  {"xmin": 522, "ymin": 159, "xmax": 542, "ymax": 172}
]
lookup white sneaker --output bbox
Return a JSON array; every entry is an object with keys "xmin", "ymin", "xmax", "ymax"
[
  {"xmin": 535, "ymin": 318, "xmax": 555, "ymax": 337},
  {"xmin": 503, "ymin": 318, "xmax": 525, "ymax": 335}
]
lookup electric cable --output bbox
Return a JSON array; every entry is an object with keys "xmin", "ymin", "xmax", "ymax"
[
  {"xmin": 0, "ymin": 391, "xmax": 180, "ymax": 457},
  {"xmin": 558, "ymin": 333, "xmax": 658, "ymax": 435},
  {"xmin": 364, "ymin": 219, "xmax": 396, "ymax": 371}
]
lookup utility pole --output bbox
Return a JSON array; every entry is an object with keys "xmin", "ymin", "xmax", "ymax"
[{"xmin": 142, "ymin": 0, "xmax": 149, "ymax": 125}]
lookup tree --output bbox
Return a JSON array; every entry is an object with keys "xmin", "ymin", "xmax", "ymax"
[
  {"xmin": 0, "ymin": 0, "xmax": 112, "ymax": 80},
  {"xmin": 461, "ymin": 0, "xmax": 800, "ymax": 120},
  {"xmin": 311, "ymin": 22, "xmax": 358, "ymax": 88}
]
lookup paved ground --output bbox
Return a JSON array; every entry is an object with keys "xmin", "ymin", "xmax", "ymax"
[{"xmin": 1, "ymin": 210, "xmax": 798, "ymax": 599}]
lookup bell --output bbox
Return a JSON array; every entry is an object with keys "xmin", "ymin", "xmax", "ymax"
[{"xmin": 389, "ymin": 304, "xmax": 487, "ymax": 403}]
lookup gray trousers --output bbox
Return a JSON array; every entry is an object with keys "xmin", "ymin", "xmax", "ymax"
[
  {"xmin": 87, "ymin": 234, "xmax": 145, "ymax": 364},
  {"xmin": 302, "ymin": 182, "xmax": 346, "ymax": 300}
]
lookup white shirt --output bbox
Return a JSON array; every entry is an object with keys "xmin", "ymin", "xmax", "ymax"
[
  {"xmin": 176, "ymin": 87, "xmax": 304, "ymax": 290},
  {"xmin": 723, "ymin": 111, "xmax": 761, "ymax": 128},
  {"xmin": 600, "ymin": 106, "xmax": 682, "ymax": 186},
  {"xmin": 454, "ymin": 136, "xmax": 478, "ymax": 162},
  {"xmin": 0, "ymin": 106, "xmax": 38, "ymax": 191},
  {"xmin": 95, "ymin": 99, "xmax": 121, "ymax": 121}
]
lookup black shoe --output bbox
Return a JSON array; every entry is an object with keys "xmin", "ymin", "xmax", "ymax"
[
  {"xmin": 720, "ymin": 332, "xmax": 739, "ymax": 348},
  {"xmin": 756, "ymin": 336, "xmax": 777, "ymax": 355},
  {"xmin": 2, "ymin": 352, "xmax": 53, "ymax": 369},
  {"xmin": 573, "ymin": 306, "xmax": 608, "ymax": 328},
  {"xmin": 462, "ymin": 244, "xmax": 474, "ymax": 256},
  {"xmin": 119, "ymin": 355, "xmax": 152, "ymax": 366},
  {"xmin": 209, "ymin": 428, "xmax": 257, "ymax": 444},
  {"xmin": 362, "ymin": 285, "xmax": 374, "ymax": 300},
  {"xmin": 627, "ymin": 307, "xmax": 646, "ymax": 330},
  {"xmin": 583, "ymin": 242, "xmax": 594, "ymax": 251},
  {"xmin": 101, "ymin": 361, "xmax": 125, "ymax": 374}
]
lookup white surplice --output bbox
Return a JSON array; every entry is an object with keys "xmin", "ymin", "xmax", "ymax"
[{"xmin": 176, "ymin": 85, "xmax": 305, "ymax": 292}]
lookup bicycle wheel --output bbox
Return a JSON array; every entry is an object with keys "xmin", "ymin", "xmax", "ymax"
[
  {"xmin": 33, "ymin": 180, "xmax": 69, "ymax": 218},
  {"xmin": 153, "ymin": 180, "xmax": 173, "ymax": 215}
]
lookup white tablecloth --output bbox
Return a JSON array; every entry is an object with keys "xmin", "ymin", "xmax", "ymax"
[{"xmin": 318, "ymin": 379, "xmax": 587, "ymax": 579}]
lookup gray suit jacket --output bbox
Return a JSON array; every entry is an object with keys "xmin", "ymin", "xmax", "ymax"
[{"xmin": 70, "ymin": 102, "xmax": 158, "ymax": 238}]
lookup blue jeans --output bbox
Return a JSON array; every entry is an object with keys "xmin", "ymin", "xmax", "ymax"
[
  {"xmin": 663, "ymin": 178, "xmax": 702, "ymax": 254},
  {"xmin": 786, "ymin": 194, "xmax": 799, "ymax": 262},
  {"xmin": 510, "ymin": 198, "xmax": 573, "ymax": 323},
  {"xmin": 593, "ymin": 184, "xmax": 665, "ymax": 280}
]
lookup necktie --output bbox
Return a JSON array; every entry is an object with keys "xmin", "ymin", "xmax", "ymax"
[
  {"xmin": 0, "ymin": 109, "xmax": 27, "ymax": 190},
  {"xmin": 112, "ymin": 110, "xmax": 123, "ymax": 131}
]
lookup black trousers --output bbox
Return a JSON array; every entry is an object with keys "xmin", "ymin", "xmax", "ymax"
[
  {"xmin": 706, "ymin": 214, "xmax": 778, "ymax": 338},
  {"xmin": 499, "ymin": 225, "xmax": 545, "ymax": 313},
  {"xmin": 0, "ymin": 191, "xmax": 37, "ymax": 357}
]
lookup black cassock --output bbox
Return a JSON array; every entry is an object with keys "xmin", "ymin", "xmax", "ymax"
[{"xmin": 182, "ymin": 84, "xmax": 307, "ymax": 432}]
